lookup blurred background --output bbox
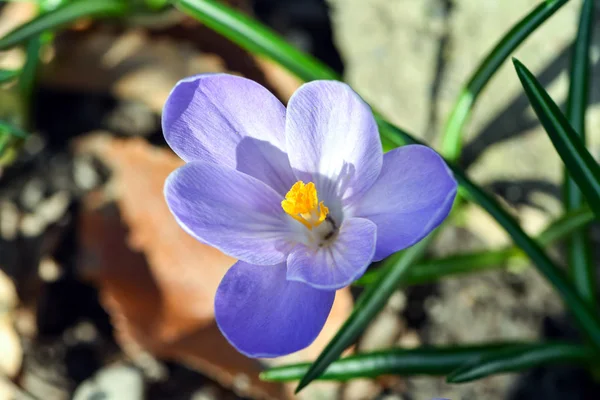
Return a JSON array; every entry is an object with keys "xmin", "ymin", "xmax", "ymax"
[{"xmin": 0, "ymin": 0, "xmax": 599, "ymax": 399}]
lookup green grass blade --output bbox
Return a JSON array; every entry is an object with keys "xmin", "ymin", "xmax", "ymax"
[
  {"xmin": 356, "ymin": 206, "xmax": 594, "ymax": 287},
  {"xmin": 457, "ymin": 166, "xmax": 600, "ymax": 350},
  {"xmin": 514, "ymin": 58, "xmax": 600, "ymax": 217},
  {"xmin": 537, "ymin": 206, "xmax": 594, "ymax": 244},
  {"xmin": 564, "ymin": 0, "xmax": 595, "ymax": 307},
  {"xmin": 0, "ymin": 69, "xmax": 20, "ymax": 84},
  {"xmin": 447, "ymin": 342, "xmax": 595, "ymax": 383},
  {"xmin": 0, "ymin": 0, "xmax": 129, "ymax": 51},
  {"xmin": 19, "ymin": 36, "xmax": 43, "ymax": 124},
  {"xmin": 0, "ymin": 121, "xmax": 28, "ymax": 140},
  {"xmin": 262, "ymin": 342, "xmax": 590, "ymax": 382},
  {"xmin": 356, "ymin": 249, "xmax": 513, "ymax": 287},
  {"xmin": 175, "ymin": 0, "xmax": 339, "ymax": 82},
  {"xmin": 0, "ymin": 120, "xmax": 28, "ymax": 163},
  {"xmin": 293, "ymin": 236, "xmax": 433, "ymax": 393},
  {"xmin": 375, "ymin": 122, "xmax": 600, "ymax": 349},
  {"xmin": 441, "ymin": 0, "xmax": 569, "ymax": 162}
]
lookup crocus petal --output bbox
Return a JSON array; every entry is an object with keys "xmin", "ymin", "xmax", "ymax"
[
  {"xmin": 285, "ymin": 81, "xmax": 382, "ymax": 206},
  {"xmin": 162, "ymin": 74, "xmax": 295, "ymax": 195},
  {"xmin": 165, "ymin": 161, "xmax": 295, "ymax": 265},
  {"xmin": 215, "ymin": 261, "xmax": 335, "ymax": 358},
  {"xmin": 353, "ymin": 145, "xmax": 457, "ymax": 261},
  {"xmin": 286, "ymin": 218, "xmax": 377, "ymax": 290}
]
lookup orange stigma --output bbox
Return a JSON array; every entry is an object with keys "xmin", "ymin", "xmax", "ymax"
[{"xmin": 281, "ymin": 181, "xmax": 329, "ymax": 230}]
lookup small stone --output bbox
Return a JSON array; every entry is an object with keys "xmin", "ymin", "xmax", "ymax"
[
  {"xmin": 22, "ymin": 134, "xmax": 45, "ymax": 157},
  {"xmin": 73, "ymin": 156, "xmax": 100, "ymax": 191},
  {"xmin": 14, "ymin": 308, "xmax": 37, "ymax": 338},
  {"xmin": 0, "ymin": 315, "xmax": 22, "ymax": 377},
  {"xmin": 295, "ymin": 382, "xmax": 340, "ymax": 400},
  {"xmin": 378, "ymin": 395, "xmax": 403, "ymax": 400},
  {"xmin": 0, "ymin": 201, "xmax": 19, "ymax": 240},
  {"xmin": 20, "ymin": 178, "xmax": 45, "ymax": 211},
  {"xmin": 38, "ymin": 257, "xmax": 63, "ymax": 282},
  {"xmin": 396, "ymin": 330, "xmax": 421, "ymax": 349},
  {"xmin": 20, "ymin": 213, "xmax": 45, "ymax": 237},
  {"xmin": 0, "ymin": 269, "xmax": 17, "ymax": 311},
  {"xmin": 359, "ymin": 309, "xmax": 403, "ymax": 352},
  {"xmin": 342, "ymin": 379, "xmax": 381, "ymax": 400},
  {"xmin": 191, "ymin": 386, "xmax": 220, "ymax": 400},
  {"xmin": 73, "ymin": 321, "xmax": 98, "ymax": 343},
  {"xmin": 387, "ymin": 291, "xmax": 406, "ymax": 312},
  {"xmin": 105, "ymin": 101, "xmax": 158, "ymax": 137},
  {"xmin": 0, "ymin": 270, "xmax": 21, "ymax": 379},
  {"xmin": 36, "ymin": 191, "xmax": 70, "ymax": 225},
  {"xmin": 73, "ymin": 364, "xmax": 144, "ymax": 400}
]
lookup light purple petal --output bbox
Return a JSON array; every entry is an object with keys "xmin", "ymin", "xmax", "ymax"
[
  {"xmin": 215, "ymin": 261, "xmax": 335, "ymax": 358},
  {"xmin": 286, "ymin": 218, "xmax": 377, "ymax": 290},
  {"xmin": 164, "ymin": 161, "xmax": 295, "ymax": 265},
  {"xmin": 353, "ymin": 145, "xmax": 457, "ymax": 261},
  {"xmin": 285, "ymin": 81, "xmax": 382, "ymax": 206},
  {"xmin": 162, "ymin": 74, "xmax": 295, "ymax": 195}
]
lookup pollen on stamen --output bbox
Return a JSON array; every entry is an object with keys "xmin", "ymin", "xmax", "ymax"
[{"xmin": 281, "ymin": 181, "xmax": 329, "ymax": 230}]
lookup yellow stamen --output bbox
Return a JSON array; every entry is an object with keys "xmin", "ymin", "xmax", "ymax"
[{"xmin": 281, "ymin": 181, "xmax": 329, "ymax": 230}]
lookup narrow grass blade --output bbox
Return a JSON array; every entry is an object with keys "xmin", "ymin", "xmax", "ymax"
[
  {"xmin": 0, "ymin": 69, "xmax": 20, "ymax": 84},
  {"xmin": 175, "ymin": 0, "xmax": 339, "ymax": 82},
  {"xmin": 18, "ymin": 36, "xmax": 42, "ymax": 122},
  {"xmin": 0, "ymin": 121, "xmax": 28, "ymax": 140},
  {"xmin": 262, "ymin": 342, "xmax": 591, "ymax": 382},
  {"xmin": 293, "ymin": 236, "xmax": 433, "ymax": 392},
  {"xmin": 355, "ymin": 206, "xmax": 594, "ymax": 287},
  {"xmin": 564, "ymin": 0, "xmax": 596, "ymax": 307},
  {"xmin": 441, "ymin": 0, "xmax": 569, "ymax": 162},
  {"xmin": 447, "ymin": 342, "xmax": 595, "ymax": 383},
  {"xmin": 514, "ymin": 58, "xmax": 600, "ymax": 217},
  {"xmin": 0, "ymin": 0, "xmax": 128, "ymax": 51},
  {"xmin": 375, "ymin": 123, "xmax": 600, "ymax": 350},
  {"xmin": 0, "ymin": 121, "xmax": 28, "ymax": 163}
]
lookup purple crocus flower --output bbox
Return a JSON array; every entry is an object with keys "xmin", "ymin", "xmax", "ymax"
[{"xmin": 162, "ymin": 74, "xmax": 457, "ymax": 358}]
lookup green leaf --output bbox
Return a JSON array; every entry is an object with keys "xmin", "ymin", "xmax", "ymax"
[
  {"xmin": 0, "ymin": 0, "xmax": 129, "ymax": 51},
  {"xmin": 0, "ymin": 69, "xmax": 20, "ymax": 84},
  {"xmin": 514, "ymin": 58, "xmax": 600, "ymax": 218},
  {"xmin": 175, "ymin": 0, "xmax": 339, "ymax": 83},
  {"xmin": 447, "ymin": 342, "xmax": 595, "ymax": 383},
  {"xmin": 19, "ymin": 36, "xmax": 43, "ymax": 123},
  {"xmin": 441, "ymin": 0, "xmax": 569, "ymax": 162},
  {"xmin": 293, "ymin": 236, "xmax": 433, "ymax": 393},
  {"xmin": 261, "ymin": 342, "xmax": 592, "ymax": 382},
  {"xmin": 564, "ymin": 0, "xmax": 596, "ymax": 307},
  {"xmin": 0, "ymin": 120, "xmax": 28, "ymax": 165},
  {"xmin": 355, "ymin": 206, "xmax": 595, "ymax": 287},
  {"xmin": 0, "ymin": 121, "xmax": 28, "ymax": 140}
]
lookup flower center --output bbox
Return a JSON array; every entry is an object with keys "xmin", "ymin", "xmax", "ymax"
[{"xmin": 281, "ymin": 181, "xmax": 329, "ymax": 230}]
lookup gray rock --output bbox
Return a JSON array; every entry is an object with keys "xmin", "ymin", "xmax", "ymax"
[{"xmin": 73, "ymin": 364, "xmax": 144, "ymax": 400}]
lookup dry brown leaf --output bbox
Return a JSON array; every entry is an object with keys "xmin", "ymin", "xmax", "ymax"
[
  {"xmin": 78, "ymin": 134, "xmax": 236, "ymax": 335},
  {"xmin": 77, "ymin": 134, "xmax": 354, "ymax": 399}
]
